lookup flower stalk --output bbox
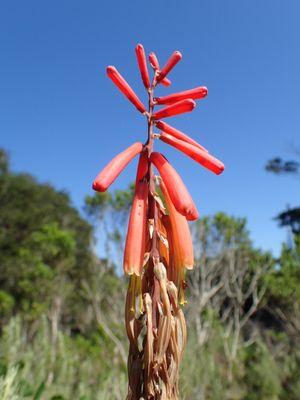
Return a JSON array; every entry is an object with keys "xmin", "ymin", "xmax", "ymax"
[{"xmin": 92, "ymin": 44, "xmax": 224, "ymax": 399}]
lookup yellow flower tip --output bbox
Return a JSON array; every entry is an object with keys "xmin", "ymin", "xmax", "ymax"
[
  {"xmin": 138, "ymin": 293, "xmax": 143, "ymax": 315},
  {"xmin": 124, "ymin": 267, "xmax": 141, "ymax": 277},
  {"xmin": 179, "ymin": 297, "xmax": 188, "ymax": 306},
  {"xmin": 179, "ymin": 283, "xmax": 187, "ymax": 306},
  {"xmin": 185, "ymin": 263, "xmax": 194, "ymax": 270},
  {"xmin": 125, "ymin": 268, "xmax": 134, "ymax": 276}
]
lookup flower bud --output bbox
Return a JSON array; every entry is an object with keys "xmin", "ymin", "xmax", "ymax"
[
  {"xmin": 157, "ymin": 51, "xmax": 182, "ymax": 82},
  {"xmin": 135, "ymin": 44, "xmax": 150, "ymax": 89},
  {"xmin": 148, "ymin": 52, "xmax": 171, "ymax": 86},
  {"xmin": 136, "ymin": 151, "xmax": 149, "ymax": 182},
  {"xmin": 148, "ymin": 52, "xmax": 159, "ymax": 70},
  {"xmin": 106, "ymin": 66, "xmax": 146, "ymax": 113},
  {"xmin": 93, "ymin": 142, "xmax": 143, "ymax": 192},
  {"xmin": 155, "ymin": 86, "xmax": 208, "ymax": 105},
  {"xmin": 160, "ymin": 133, "xmax": 224, "ymax": 175},
  {"xmin": 150, "ymin": 152, "xmax": 198, "ymax": 220},
  {"xmin": 152, "ymin": 99, "xmax": 196, "ymax": 120},
  {"xmin": 155, "ymin": 121, "xmax": 208, "ymax": 153},
  {"xmin": 161, "ymin": 78, "xmax": 171, "ymax": 87}
]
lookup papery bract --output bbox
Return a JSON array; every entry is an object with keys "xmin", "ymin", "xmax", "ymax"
[
  {"xmin": 123, "ymin": 181, "xmax": 148, "ymax": 276},
  {"xmin": 160, "ymin": 215, "xmax": 176, "ymax": 284},
  {"xmin": 135, "ymin": 44, "xmax": 150, "ymax": 89},
  {"xmin": 157, "ymin": 214, "xmax": 170, "ymax": 268},
  {"xmin": 93, "ymin": 142, "xmax": 143, "ymax": 192},
  {"xmin": 150, "ymin": 152, "xmax": 198, "ymax": 220},
  {"xmin": 152, "ymin": 99, "xmax": 196, "ymax": 120},
  {"xmin": 156, "ymin": 120, "xmax": 208, "ymax": 153},
  {"xmin": 156, "ymin": 51, "xmax": 182, "ymax": 82},
  {"xmin": 106, "ymin": 66, "xmax": 146, "ymax": 113},
  {"xmin": 160, "ymin": 132, "xmax": 224, "ymax": 175},
  {"xmin": 155, "ymin": 86, "xmax": 208, "ymax": 105}
]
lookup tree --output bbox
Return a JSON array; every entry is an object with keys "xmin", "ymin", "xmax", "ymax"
[
  {"xmin": 84, "ymin": 184, "xmax": 134, "ymax": 269},
  {"xmin": 265, "ymin": 154, "xmax": 300, "ymax": 234},
  {"xmin": 266, "ymin": 236, "xmax": 300, "ymax": 342},
  {"xmin": 188, "ymin": 213, "xmax": 273, "ymax": 382},
  {"xmin": 265, "ymin": 157, "xmax": 300, "ymax": 175},
  {"xmin": 0, "ymin": 148, "xmax": 93, "ymax": 328}
]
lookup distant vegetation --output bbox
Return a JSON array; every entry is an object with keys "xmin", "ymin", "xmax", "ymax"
[{"xmin": 0, "ymin": 148, "xmax": 300, "ymax": 399}]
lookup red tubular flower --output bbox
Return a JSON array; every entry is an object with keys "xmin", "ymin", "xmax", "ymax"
[
  {"xmin": 155, "ymin": 121, "xmax": 209, "ymax": 153},
  {"xmin": 154, "ymin": 86, "xmax": 208, "ymax": 105},
  {"xmin": 136, "ymin": 151, "xmax": 149, "ymax": 182},
  {"xmin": 152, "ymin": 99, "xmax": 196, "ymax": 120},
  {"xmin": 135, "ymin": 44, "xmax": 150, "ymax": 89},
  {"xmin": 150, "ymin": 152, "xmax": 199, "ymax": 220},
  {"xmin": 106, "ymin": 66, "xmax": 146, "ymax": 113},
  {"xmin": 93, "ymin": 142, "xmax": 143, "ymax": 192},
  {"xmin": 148, "ymin": 52, "xmax": 171, "ymax": 86},
  {"xmin": 160, "ymin": 133, "xmax": 224, "ymax": 175},
  {"xmin": 123, "ymin": 181, "xmax": 148, "ymax": 275},
  {"xmin": 156, "ymin": 51, "xmax": 182, "ymax": 82},
  {"xmin": 161, "ymin": 77, "xmax": 171, "ymax": 87},
  {"xmin": 148, "ymin": 52, "xmax": 160, "ymax": 70}
]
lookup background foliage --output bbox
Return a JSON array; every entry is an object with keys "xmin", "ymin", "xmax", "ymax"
[{"xmin": 0, "ymin": 148, "xmax": 299, "ymax": 399}]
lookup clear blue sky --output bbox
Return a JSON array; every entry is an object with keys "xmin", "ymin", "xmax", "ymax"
[{"xmin": 1, "ymin": 1, "xmax": 299, "ymax": 256}]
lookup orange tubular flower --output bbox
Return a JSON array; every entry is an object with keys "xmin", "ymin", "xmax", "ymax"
[
  {"xmin": 156, "ymin": 51, "xmax": 182, "ymax": 82},
  {"xmin": 160, "ymin": 180, "xmax": 194, "ymax": 270},
  {"xmin": 123, "ymin": 181, "xmax": 148, "ymax": 276},
  {"xmin": 150, "ymin": 152, "xmax": 198, "ymax": 220},
  {"xmin": 106, "ymin": 66, "xmax": 146, "ymax": 113},
  {"xmin": 155, "ymin": 120, "xmax": 209, "ymax": 153},
  {"xmin": 93, "ymin": 142, "xmax": 143, "ymax": 192},
  {"xmin": 154, "ymin": 86, "xmax": 208, "ymax": 105},
  {"xmin": 152, "ymin": 99, "xmax": 196, "ymax": 120},
  {"xmin": 160, "ymin": 181, "xmax": 194, "ymax": 304},
  {"xmin": 148, "ymin": 52, "xmax": 171, "ymax": 87},
  {"xmin": 160, "ymin": 132, "xmax": 224, "ymax": 175},
  {"xmin": 135, "ymin": 44, "xmax": 150, "ymax": 89}
]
